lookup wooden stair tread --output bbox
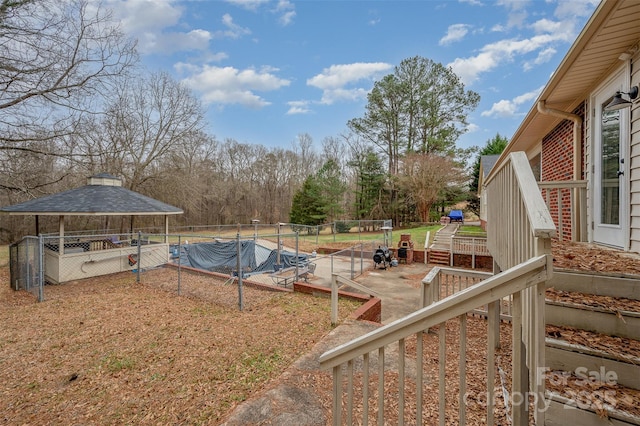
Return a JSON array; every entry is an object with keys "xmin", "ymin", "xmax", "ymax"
[
  {"xmin": 546, "ymin": 325, "xmax": 640, "ymax": 365},
  {"xmin": 546, "ymin": 386, "xmax": 640, "ymax": 425},
  {"xmin": 547, "ymin": 287, "xmax": 640, "ymax": 315}
]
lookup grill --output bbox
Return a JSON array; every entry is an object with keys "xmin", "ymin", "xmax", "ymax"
[{"xmin": 373, "ymin": 246, "xmax": 392, "ymax": 269}]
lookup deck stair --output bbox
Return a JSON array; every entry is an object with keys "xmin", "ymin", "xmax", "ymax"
[
  {"xmin": 544, "ymin": 270, "xmax": 640, "ymax": 425},
  {"xmin": 427, "ymin": 223, "xmax": 459, "ymax": 265}
]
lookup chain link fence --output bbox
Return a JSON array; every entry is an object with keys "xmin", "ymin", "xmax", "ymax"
[
  {"xmin": 133, "ymin": 219, "xmax": 392, "ymax": 246},
  {"xmin": 9, "ymin": 236, "xmax": 43, "ymax": 301},
  {"xmin": 7, "ymin": 221, "xmax": 391, "ymax": 306}
]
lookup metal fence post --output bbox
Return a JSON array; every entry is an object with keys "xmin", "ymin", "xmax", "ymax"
[
  {"xmin": 137, "ymin": 231, "xmax": 141, "ymax": 283},
  {"xmin": 177, "ymin": 235, "xmax": 182, "ymax": 296},
  {"xmin": 331, "ymin": 274, "xmax": 338, "ymax": 326},
  {"xmin": 295, "ymin": 231, "xmax": 299, "ymax": 282},
  {"xmin": 350, "ymin": 247, "xmax": 355, "ymax": 280},
  {"xmin": 38, "ymin": 235, "xmax": 44, "ymax": 302},
  {"xmin": 237, "ymin": 232, "xmax": 243, "ymax": 311}
]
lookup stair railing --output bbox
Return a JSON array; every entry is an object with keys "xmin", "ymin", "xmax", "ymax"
[
  {"xmin": 485, "ymin": 151, "xmax": 557, "ymax": 424},
  {"xmin": 319, "ymin": 151, "xmax": 556, "ymax": 425},
  {"xmin": 319, "ymin": 255, "xmax": 552, "ymax": 425},
  {"xmin": 421, "ymin": 266, "xmax": 497, "ymax": 317}
]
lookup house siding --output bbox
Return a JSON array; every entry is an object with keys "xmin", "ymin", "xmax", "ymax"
[
  {"xmin": 541, "ymin": 102, "xmax": 586, "ymax": 242},
  {"xmin": 630, "ymin": 50, "xmax": 640, "ymax": 253},
  {"xmin": 585, "ymin": 96, "xmax": 593, "ymax": 244}
]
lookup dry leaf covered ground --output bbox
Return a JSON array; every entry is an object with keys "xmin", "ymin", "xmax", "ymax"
[
  {"xmin": 1, "ymin": 240, "xmax": 639, "ymax": 425},
  {"xmin": 0, "ymin": 267, "xmax": 360, "ymax": 425}
]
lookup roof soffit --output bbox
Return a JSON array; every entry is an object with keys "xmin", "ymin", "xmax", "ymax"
[{"xmin": 504, "ymin": 0, "xmax": 640, "ymax": 157}]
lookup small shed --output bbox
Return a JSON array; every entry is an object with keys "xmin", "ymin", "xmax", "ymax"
[{"xmin": 1, "ymin": 173, "xmax": 183, "ymax": 283}]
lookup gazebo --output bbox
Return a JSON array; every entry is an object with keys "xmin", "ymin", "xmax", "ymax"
[{"xmin": 1, "ymin": 173, "xmax": 183, "ymax": 283}]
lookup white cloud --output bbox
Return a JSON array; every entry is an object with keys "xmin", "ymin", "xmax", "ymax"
[
  {"xmin": 286, "ymin": 100, "xmax": 311, "ymax": 115},
  {"xmin": 307, "ymin": 62, "xmax": 392, "ymax": 104},
  {"xmin": 466, "ymin": 123, "xmax": 480, "ymax": 133},
  {"xmin": 481, "ymin": 86, "xmax": 543, "ymax": 118},
  {"xmin": 104, "ymin": 0, "xmax": 220, "ymax": 55},
  {"xmin": 497, "ymin": 0, "xmax": 529, "ymax": 28},
  {"xmin": 214, "ymin": 13, "xmax": 252, "ymax": 39},
  {"xmin": 531, "ymin": 18, "xmax": 564, "ymax": 34},
  {"xmin": 181, "ymin": 65, "xmax": 290, "ymax": 109},
  {"xmin": 138, "ymin": 29, "xmax": 212, "ymax": 55},
  {"xmin": 439, "ymin": 24, "xmax": 471, "ymax": 46},
  {"xmin": 307, "ymin": 63, "xmax": 392, "ymax": 89},
  {"xmin": 491, "ymin": 23, "xmax": 506, "ymax": 32},
  {"xmin": 225, "ymin": 0, "xmax": 269, "ymax": 11},
  {"xmin": 524, "ymin": 47, "xmax": 556, "ymax": 71},
  {"xmin": 449, "ymin": 30, "xmax": 574, "ymax": 85},
  {"xmin": 107, "ymin": 0, "xmax": 182, "ymax": 34},
  {"xmin": 459, "ymin": 0, "xmax": 483, "ymax": 5},
  {"xmin": 554, "ymin": 0, "xmax": 600, "ymax": 19},
  {"xmin": 453, "ymin": 1, "xmax": 597, "ymax": 83},
  {"xmin": 273, "ymin": 0, "xmax": 296, "ymax": 26},
  {"xmin": 279, "ymin": 10, "xmax": 296, "ymax": 26}
]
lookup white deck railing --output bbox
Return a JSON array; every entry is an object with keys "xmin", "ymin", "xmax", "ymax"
[
  {"xmin": 537, "ymin": 180, "xmax": 587, "ymax": 242},
  {"xmin": 320, "ymin": 151, "xmax": 556, "ymax": 425},
  {"xmin": 421, "ymin": 266, "xmax": 503, "ymax": 318},
  {"xmin": 485, "ymin": 151, "xmax": 557, "ymax": 425},
  {"xmin": 319, "ymin": 255, "xmax": 552, "ymax": 425},
  {"xmin": 450, "ymin": 236, "xmax": 490, "ymax": 268}
]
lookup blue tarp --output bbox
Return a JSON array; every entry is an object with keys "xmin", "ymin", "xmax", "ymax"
[
  {"xmin": 448, "ymin": 210, "xmax": 464, "ymax": 222},
  {"xmin": 171, "ymin": 240, "xmax": 308, "ymax": 276}
]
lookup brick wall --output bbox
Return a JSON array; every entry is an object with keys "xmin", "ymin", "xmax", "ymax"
[
  {"xmin": 541, "ymin": 102, "xmax": 586, "ymax": 241},
  {"xmin": 293, "ymin": 281, "xmax": 382, "ymax": 323}
]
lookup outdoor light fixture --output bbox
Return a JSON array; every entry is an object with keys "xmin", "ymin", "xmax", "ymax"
[{"xmin": 605, "ymin": 85, "xmax": 639, "ymax": 111}]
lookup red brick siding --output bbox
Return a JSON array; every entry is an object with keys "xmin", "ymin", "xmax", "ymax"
[{"xmin": 541, "ymin": 102, "xmax": 586, "ymax": 241}]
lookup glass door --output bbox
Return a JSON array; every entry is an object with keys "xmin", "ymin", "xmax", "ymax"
[{"xmin": 593, "ymin": 76, "xmax": 628, "ymax": 248}]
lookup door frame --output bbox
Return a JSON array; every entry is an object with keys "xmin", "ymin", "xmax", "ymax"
[{"xmin": 590, "ymin": 65, "xmax": 630, "ymax": 250}]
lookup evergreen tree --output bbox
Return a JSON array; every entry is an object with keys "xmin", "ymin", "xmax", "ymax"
[
  {"xmin": 315, "ymin": 159, "xmax": 347, "ymax": 222},
  {"xmin": 348, "ymin": 56, "xmax": 480, "ymax": 222},
  {"xmin": 348, "ymin": 148, "xmax": 386, "ymax": 219},
  {"xmin": 289, "ymin": 176, "xmax": 325, "ymax": 226}
]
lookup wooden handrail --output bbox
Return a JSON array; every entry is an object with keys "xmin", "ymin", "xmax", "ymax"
[{"xmin": 319, "ymin": 254, "xmax": 551, "ymax": 369}]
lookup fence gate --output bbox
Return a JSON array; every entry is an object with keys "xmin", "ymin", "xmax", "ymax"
[{"xmin": 9, "ymin": 236, "xmax": 43, "ymax": 301}]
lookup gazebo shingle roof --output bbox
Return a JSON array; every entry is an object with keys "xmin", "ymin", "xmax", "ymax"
[{"xmin": 0, "ymin": 174, "xmax": 182, "ymax": 216}]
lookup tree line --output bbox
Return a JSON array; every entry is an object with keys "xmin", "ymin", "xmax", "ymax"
[{"xmin": 0, "ymin": 0, "xmax": 503, "ymax": 244}]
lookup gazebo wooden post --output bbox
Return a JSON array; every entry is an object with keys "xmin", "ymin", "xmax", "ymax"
[
  {"xmin": 164, "ymin": 215, "xmax": 169, "ymax": 243},
  {"xmin": 58, "ymin": 215, "xmax": 65, "ymax": 255}
]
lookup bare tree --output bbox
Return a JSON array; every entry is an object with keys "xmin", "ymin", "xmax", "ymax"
[
  {"xmin": 0, "ymin": 0, "xmax": 137, "ymax": 212},
  {"xmin": 397, "ymin": 153, "xmax": 467, "ymax": 222},
  {"xmin": 97, "ymin": 72, "xmax": 206, "ymax": 192},
  {"xmin": 0, "ymin": 0, "xmax": 137, "ymax": 151}
]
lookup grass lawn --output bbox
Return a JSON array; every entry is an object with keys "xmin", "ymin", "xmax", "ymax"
[
  {"xmin": 457, "ymin": 225, "xmax": 486, "ymax": 236},
  {"xmin": 294, "ymin": 224, "xmax": 443, "ymax": 250}
]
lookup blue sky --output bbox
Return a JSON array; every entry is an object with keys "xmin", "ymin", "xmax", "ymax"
[{"xmin": 105, "ymin": 0, "xmax": 600, "ymax": 151}]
